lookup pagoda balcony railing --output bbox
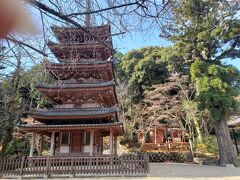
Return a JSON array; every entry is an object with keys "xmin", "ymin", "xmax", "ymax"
[
  {"xmin": 58, "ymin": 58, "xmax": 105, "ymax": 63},
  {"xmin": 59, "ymin": 38, "xmax": 111, "ymax": 45},
  {"xmin": 57, "ymin": 56, "xmax": 113, "ymax": 64},
  {"xmin": 53, "ymin": 104, "xmax": 75, "ymax": 109},
  {"xmin": 53, "ymin": 104, "xmax": 104, "ymax": 109}
]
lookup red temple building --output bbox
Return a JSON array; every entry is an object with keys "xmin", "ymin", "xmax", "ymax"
[
  {"xmin": 20, "ymin": 24, "xmax": 123, "ymax": 156},
  {"xmin": 137, "ymin": 123, "xmax": 190, "ymax": 152}
]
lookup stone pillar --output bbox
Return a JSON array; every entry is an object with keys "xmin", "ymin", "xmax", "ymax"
[
  {"xmin": 29, "ymin": 132, "xmax": 35, "ymax": 157},
  {"xmin": 110, "ymin": 129, "xmax": 113, "ymax": 155},
  {"xmin": 50, "ymin": 131, "xmax": 55, "ymax": 156},
  {"xmin": 90, "ymin": 131, "xmax": 94, "ymax": 155}
]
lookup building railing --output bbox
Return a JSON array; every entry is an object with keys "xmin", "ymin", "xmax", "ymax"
[
  {"xmin": 142, "ymin": 142, "xmax": 190, "ymax": 152},
  {"xmin": 0, "ymin": 154, "xmax": 149, "ymax": 178}
]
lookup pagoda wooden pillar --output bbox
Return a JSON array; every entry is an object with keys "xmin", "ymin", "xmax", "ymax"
[
  {"xmin": 50, "ymin": 131, "xmax": 55, "ymax": 156},
  {"xmin": 39, "ymin": 134, "xmax": 43, "ymax": 156},
  {"xmin": 100, "ymin": 136, "xmax": 103, "ymax": 154},
  {"xmin": 110, "ymin": 129, "xmax": 113, "ymax": 155},
  {"xmin": 154, "ymin": 127, "xmax": 157, "ymax": 144},
  {"xmin": 114, "ymin": 135, "xmax": 117, "ymax": 155},
  {"xmin": 99, "ymin": 133, "xmax": 103, "ymax": 154},
  {"xmin": 90, "ymin": 131, "xmax": 94, "ymax": 155},
  {"xmin": 29, "ymin": 132, "xmax": 35, "ymax": 157}
]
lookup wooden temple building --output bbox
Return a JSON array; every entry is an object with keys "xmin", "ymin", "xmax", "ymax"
[
  {"xmin": 137, "ymin": 123, "xmax": 190, "ymax": 152},
  {"xmin": 19, "ymin": 24, "xmax": 123, "ymax": 156}
]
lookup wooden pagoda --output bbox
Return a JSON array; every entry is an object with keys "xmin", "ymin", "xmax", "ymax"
[{"xmin": 20, "ymin": 24, "xmax": 123, "ymax": 156}]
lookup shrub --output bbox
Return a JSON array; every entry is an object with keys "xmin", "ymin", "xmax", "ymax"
[
  {"xmin": 203, "ymin": 135, "xmax": 218, "ymax": 154},
  {"xmin": 194, "ymin": 136, "xmax": 219, "ymax": 155},
  {"xmin": 119, "ymin": 136, "xmax": 139, "ymax": 149},
  {"xmin": 42, "ymin": 150, "xmax": 50, "ymax": 156},
  {"xmin": 5, "ymin": 138, "xmax": 30, "ymax": 157},
  {"xmin": 195, "ymin": 143, "xmax": 207, "ymax": 154}
]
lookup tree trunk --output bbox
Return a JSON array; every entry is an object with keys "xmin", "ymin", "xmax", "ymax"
[
  {"xmin": 201, "ymin": 118, "xmax": 209, "ymax": 138},
  {"xmin": 0, "ymin": 122, "xmax": 13, "ymax": 156},
  {"xmin": 214, "ymin": 119, "xmax": 239, "ymax": 167},
  {"xmin": 193, "ymin": 117, "xmax": 203, "ymax": 143}
]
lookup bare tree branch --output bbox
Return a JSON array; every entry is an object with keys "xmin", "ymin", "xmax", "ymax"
[
  {"xmin": 67, "ymin": 1, "xmax": 142, "ymax": 17},
  {"xmin": 6, "ymin": 37, "xmax": 48, "ymax": 57}
]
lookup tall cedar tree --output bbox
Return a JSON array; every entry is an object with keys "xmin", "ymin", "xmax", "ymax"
[{"xmin": 162, "ymin": 0, "xmax": 240, "ymax": 166}]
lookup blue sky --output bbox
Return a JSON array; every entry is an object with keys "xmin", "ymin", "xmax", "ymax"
[
  {"xmin": 112, "ymin": 30, "xmax": 240, "ymax": 70},
  {"xmin": 112, "ymin": 30, "xmax": 172, "ymax": 53}
]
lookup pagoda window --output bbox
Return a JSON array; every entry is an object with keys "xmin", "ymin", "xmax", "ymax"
[
  {"xmin": 61, "ymin": 132, "xmax": 70, "ymax": 145},
  {"xmin": 84, "ymin": 131, "xmax": 91, "ymax": 145}
]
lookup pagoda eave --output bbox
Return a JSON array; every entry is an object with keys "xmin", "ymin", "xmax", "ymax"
[
  {"xmin": 44, "ymin": 60, "xmax": 112, "ymax": 68},
  {"xmin": 28, "ymin": 107, "xmax": 118, "ymax": 120},
  {"xmin": 50, "ymin": 59, "xmax": 112, "ymax": 64},
  {"xmin": 48, "ymin": 42, "xmax": 112, "ymax": 49},
  {"xmin": 36, "ymin": 81, "xmax": 115, "ymax": 89},
  {"xmin": 43, "ymin": 61, "xmax": 114, "ymax": 82},
  {"xmin": 51, "ymin": 24, "xmax": 110, "ymax": 32},
  {"xmin": 19, "ymin": 122, "xmax": 123, "ymax": 135},
  {"xmin": 48, "ymin": 44, "xmax": 112, "ymax": 62},
  {"xmin": 30, "ymin": 113, "xmax": 116, "ymax": 120},
  {"xmin": 38, "ymin": 88, "xmax": 117, "ymax": 106}
]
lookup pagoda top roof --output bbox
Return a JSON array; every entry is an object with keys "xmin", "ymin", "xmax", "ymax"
[
  {"xmin": 51, "ymin": 24, "xmax": 110, "ymax": 32},
  {"xmin": 36, "ymin": 80, "xmax": 115, "ymax": 89},
  {"xmin": 28, "ymin": 106, "xmax": 118, "ymax": 118}
]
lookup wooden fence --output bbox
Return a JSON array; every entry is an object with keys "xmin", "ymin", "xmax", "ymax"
[{"xmin": 0, "ymin": 154, "xmax": 149, "ymax": 178}]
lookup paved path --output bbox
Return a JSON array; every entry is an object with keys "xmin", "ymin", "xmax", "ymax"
[
  {"xmin": 53, "ymin": 163, "xmax": 240, "ymax": 180},
  {"xmin": 148, "ymin": 162, "xmax": 240, "ymax": 180}
]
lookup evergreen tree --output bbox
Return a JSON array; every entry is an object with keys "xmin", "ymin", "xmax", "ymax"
[{"xmin": 161, "ymin": 0, "xmax": 240, "ymax": 166}]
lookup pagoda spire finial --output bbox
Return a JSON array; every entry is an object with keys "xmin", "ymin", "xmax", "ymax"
[{"xmin": 85, "ymin": 0, "xmax": 91, "ymax": 27}]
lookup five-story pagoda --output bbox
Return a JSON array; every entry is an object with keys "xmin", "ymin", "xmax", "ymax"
[{"xmin": 20, "ymin": 15, "xmax": 123, "ymax": 156}]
